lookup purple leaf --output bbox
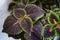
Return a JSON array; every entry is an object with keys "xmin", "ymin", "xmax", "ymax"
[
  {"xmin": 13, "ymin": 9, "xmax": 26, "ymax": 18},
  {"xmin": 25, "ymin": 4, "xmax": 45, "ymax": 21},
  {"xmin": 33, "ymin": 21, "xmax": 42, "ymax": 38},
  {"xmin": 20, "ymin": 17, "xmax": 33, "ymax": 35},
  {"xmin": 2, "ymin": 15, "xmax": 22, "ymax": 35},
  {"xmin": 44, "ymin": 26, "xmax": 55, "ymax": 38},
  {"xmin": 50, "ymin": 14, "xmax": 58, "ymax": 24}
]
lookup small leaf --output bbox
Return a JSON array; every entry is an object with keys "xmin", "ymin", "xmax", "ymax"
[
  {"xmin": 47, "ymin": 10, "xmax": 60, "ymax": 25},
  {"xmin": 44, "ymin": 26, "xmax": 55, "ymax": 38},
  {"xmin": 13, "ymin": 8, "xmax": 26, "ymax": 19},
  {"xmin": 49, "ymin": 14, "xmax": 58, "ymax": 24},
  {"xmin": 2, "ymin": 15, "xmax": 22, "ymax": 35}
]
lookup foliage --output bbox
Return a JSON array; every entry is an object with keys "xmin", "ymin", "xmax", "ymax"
[{"xmin": 2, "ymin": 0, "xmax": 60, "ymax": 40}]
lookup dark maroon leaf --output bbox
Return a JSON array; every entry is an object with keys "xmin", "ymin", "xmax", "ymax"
[
  {"xmin": 25, "ymin": 4, "xmax": 45, "ymax": 21},
  {"xmin": 20, "ymin": 17, "xmax": 33, "ymax": 35},
  {"xmin": 44, "ymin": 26, "xmax": 55, "ymax": 38},
  {"xmin": 33, "ymin": 21, "xmax": 42, "ymax": 38},
  {"xmin": 2, "ymin": 15, "xmax": 22, "ymax": 35},
  {"xmin": 13, "ymin": 9, "xmax": 26, "ymax": 18},
  {"xmin": 50, "ymin": 14, "xmax": 58, "ymax": 24}
]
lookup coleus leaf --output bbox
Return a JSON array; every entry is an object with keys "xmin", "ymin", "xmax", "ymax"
[
  {"xmin": 50, "ymin": 14, "xmax": 58, "ymax": 24},
  {"xmin": 25, "ymin": 4, "xmax": 45, "ymax": 21},
  {"xmin": 47, "ymin": 10, "xmax": 59, "ymax": 25},
  {"xmin": 24, "ymin": 21, "xmax": 42, "ymax": 40},
  {"xmin": 13, "ymin": 8, "xmax": 26, "ymax": 19},
  {"xmin": 44, "ymin": 25, "xmax": 55, "ymax": 38},
  {"xmin": 33, "ymin": 21, "xmax": 42, "ymax": 38},
  {"xmin": 20, "ymin": 17, "xmax": 33, "ymax": 35},
  {"xmin": 24, "ymin": 32, "xmax": 41, "ymax": 40},
  {"xmin": 2, "ymin": 15, "xmax": 22, "ymax": 35}
]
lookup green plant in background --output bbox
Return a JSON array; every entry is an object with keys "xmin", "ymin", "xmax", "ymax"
[
  {"xmin": 40, "ymin": 9, "xmax": 60, "ymax": 40},
  {"xmin": 2, "ymin": 0, "xmax": 60, "ymax": 40}
]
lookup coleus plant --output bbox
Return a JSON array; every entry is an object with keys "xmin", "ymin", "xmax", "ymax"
[
  {"xmin": 39, "ymin": 8, "xmax": 60, "ymax": 40},
  {"xmin": 2, "ymin": 0, "xmax": 45, "ymax": 40},
  {"xmin": 2, "ymin": 0, "xmax": 60, "ymax": 40}
]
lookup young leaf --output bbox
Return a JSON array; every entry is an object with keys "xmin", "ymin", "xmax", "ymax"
[
  {"xmin": 50, "ymin": 14, "xmax": 58, "ymax": 24},
  {"xmin": 44, "ymin": 26, "xmax": 55, "ymax": 38}
]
